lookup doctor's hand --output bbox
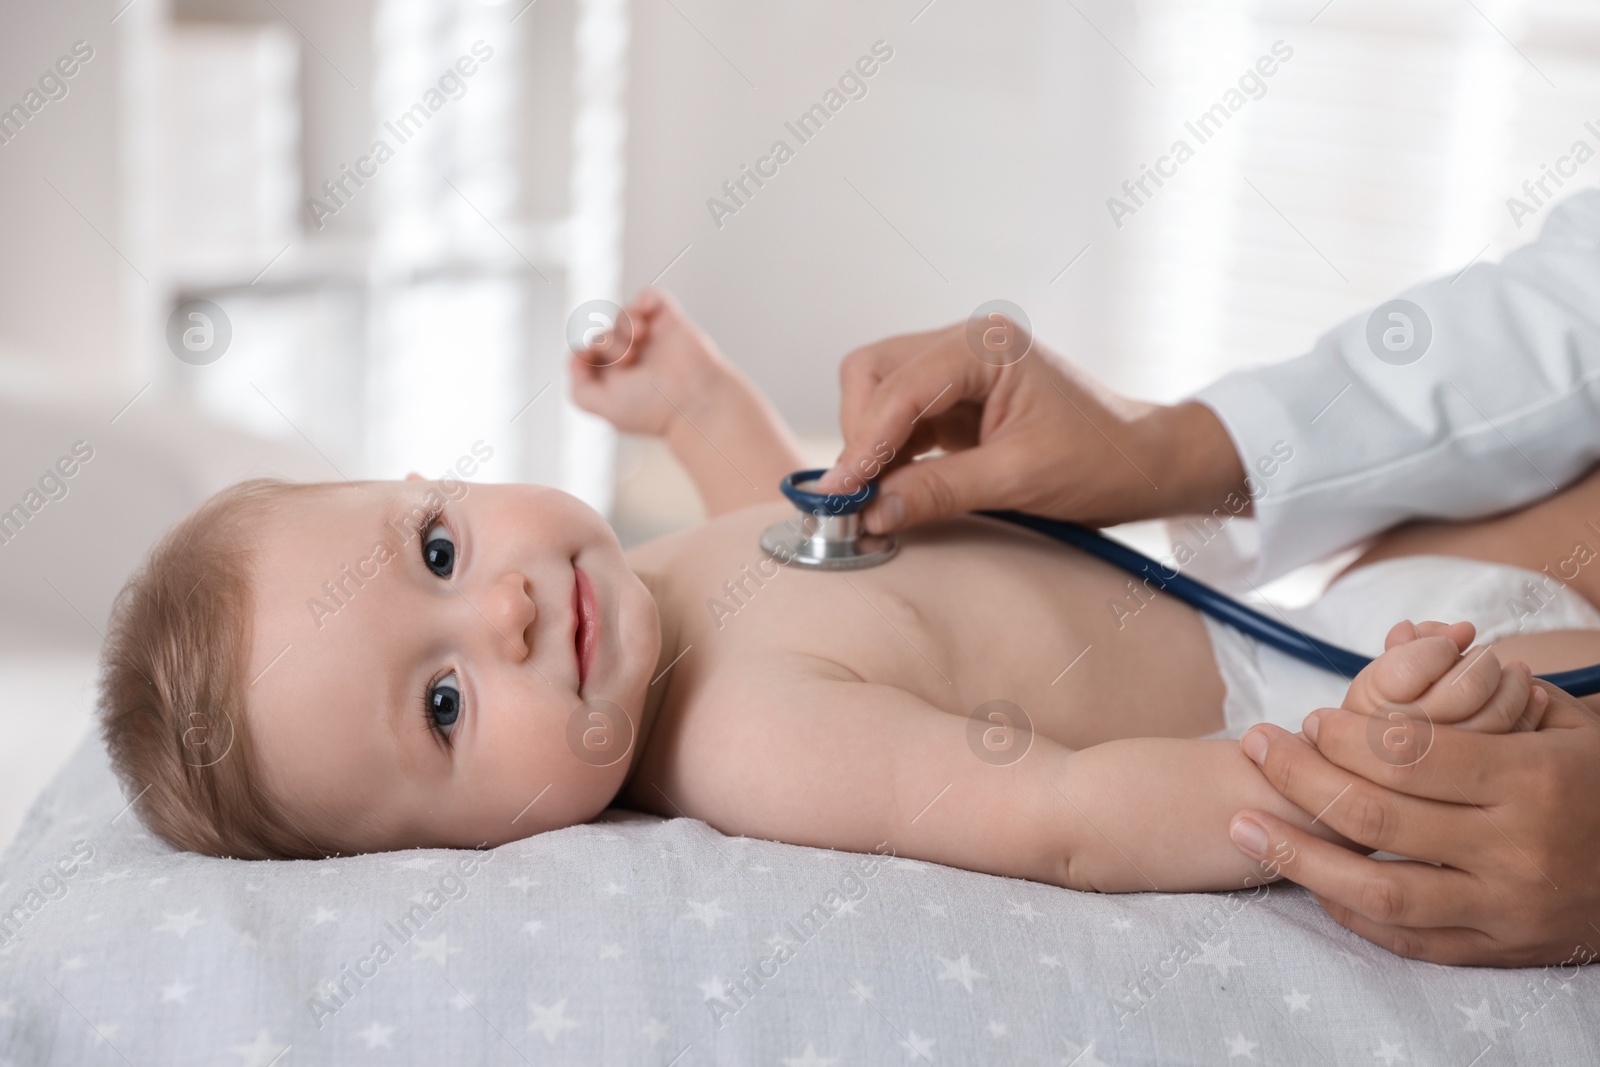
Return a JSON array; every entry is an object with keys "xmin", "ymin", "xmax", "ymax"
[
  {"xmin": 1229, "ymin": 680, "xmax": 1600, "ymax": 967},
  {"xmin": 815, "ymin": 319, "xmax": 1247, "ymax": 534}
]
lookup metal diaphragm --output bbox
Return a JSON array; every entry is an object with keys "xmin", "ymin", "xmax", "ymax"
[{"xmin": 759, "ymin": 468, "xmax": 899, "ymax": 570}]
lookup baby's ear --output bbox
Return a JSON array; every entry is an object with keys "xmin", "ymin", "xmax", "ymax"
[{"xmin": 405, "ymin": 471, "xmax": 425, "ymax": 482}]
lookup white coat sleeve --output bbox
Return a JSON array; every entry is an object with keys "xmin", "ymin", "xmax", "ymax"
[{"xmin": 1183, "ymin": 189, "xmax": 1600, "ymax": 589}]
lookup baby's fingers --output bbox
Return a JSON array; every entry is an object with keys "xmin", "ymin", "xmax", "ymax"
[
  {"xmin": 1413, "ymin": 644, "xmax": 1505, "ymax": 726},
  {"xmin": 1383, "ymin": 619, "xmax": 1476, "ymax": 652},
  {"xmin": 567, "ymin": 356, "xmax": 605, "ymax": 409},
  {"xmin": 1419, "ymin": 619, "xmax": 1475, "ymax": 651},
  {"xmin": 572, "ymin": 304, "xmax": 645, "ymax": 369},
  {"xmin": 1359, "ymin": 634, "xmax": 1470, "ymax": 708},
  {"xmin": 1382, "ymin": 620, "xmax": 1420, "ymax": 651},
  {"xmin": 1454, "ymin": 660, "xmax": 1537, "ymax": 733}
]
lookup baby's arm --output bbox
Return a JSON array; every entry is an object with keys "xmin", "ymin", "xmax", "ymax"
[
  {"xmin": 1056, "ymin": 626, "xmax": 1546, "ymax": 891},
  {"xmin": 569, "ymin": 289, "xmax": 806, "ymax": 515},
  {"xmin": 664, "ymin": 624, "xmax": 1550, "ymax": 893},
  {"xmin": 668, "ymin": 667, "xmax": 1345, "ymax": 894}
]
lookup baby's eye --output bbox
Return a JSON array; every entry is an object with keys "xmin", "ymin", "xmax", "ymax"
[
  {"xmin": 428, "ymin": 672, "xmax": 461, "ymax": 739},
  {"xmin": 423, "ymin": 522, "xmax": 455, "ymax": 578}
]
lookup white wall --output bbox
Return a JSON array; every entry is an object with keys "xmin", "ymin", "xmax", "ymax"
[
  {"xmin": 0, "ymin": 0, "xmax": 126, "ymax": 388},
  {"xmin": 618, "ymin": 0, "xmax": 1600, "ymax": 437},
  {"xmin": 619, "ymin": 0, "xmax": 1130, "ymax": 436}
]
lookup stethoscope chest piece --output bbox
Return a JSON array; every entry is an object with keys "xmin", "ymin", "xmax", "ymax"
[{"xmin": 761, "ymin": 469, "xmax": 899, "ymax": 571}]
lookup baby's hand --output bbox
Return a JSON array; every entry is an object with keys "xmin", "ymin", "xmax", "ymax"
[
  {"xmin": 568, "ymin": 288, "xmax": 735, "ymax": 437},
  {"xmin": 1339, "ymin": 619, "xmax": 1547, "ymax": 734}
]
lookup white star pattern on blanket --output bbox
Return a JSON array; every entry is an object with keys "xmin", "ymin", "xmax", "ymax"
[
  {"xmin": 526, "ymin": 998, "xmax": 580, "ymax": 1043},
  {"xmin": 782, "ymin": 1043, "xmax": 838, "ymax": 1067},
  {"xmin": 1194, "ymin": 940, "xmax": 1246, "ymax": 976},
  {"xmin": 1373, "ymin": 1038, "xmax": 1406, "ymax": 1064},
  {"xmin": 683, "ymin": 898, "xmax": 730, "ymax": 929},
  {"xmin": 228, "ymin": 1030, "xmax": 287, "ymax": 1067},
  {"xmin": 152, "ymin": 909, "xmax": 205, "ymax": 939},
  {"xmin": 356, "ymin": 1021, "xmax": 395, "ymax": 1049},
  {"xmin": 410, "ymin": 933, "xmax": 458, "ymax": 966},
  {"xmin": 1007, "ymin": 899, "xmax": 1043, "ymax": 922},
  {"xmin": 1457, "ymin": 999, "xmax": 1509, "ymax": 1041},
  {"xmin": 1226, "ymin": 1033, "xmax": 1258, "ymax": 1059},
  {"xmin": 934, "ymin": 953, "xmax": 986, "ymax": 993},
  {"xmin": 1060, "ymin": 1037, "xmax": 1110, "ymax": 1067},
  {"xmin": 898, "ymin": 1029, "xmax": 935, "ymax": 1061}
]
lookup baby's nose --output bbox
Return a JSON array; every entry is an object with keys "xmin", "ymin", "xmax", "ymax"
[{"xmin": 478, "ymin": 571, "xmax": 537, "ymax": 660}]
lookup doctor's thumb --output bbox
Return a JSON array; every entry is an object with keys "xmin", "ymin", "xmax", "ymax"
[{"xmin": 864, "ymin": 453, "xmax": 992, "ymax": 534}]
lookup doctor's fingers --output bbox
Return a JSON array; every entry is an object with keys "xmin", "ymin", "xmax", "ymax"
[
  {"xmin": 865, "ymin": 440, "xmax": 1032, "ymax": 535},
  {"xmin": 1243, "ymin": 722, "xmax": 1492, "ymax": 864},
  {"xmin": 1232, "ymin": 812, "xmax": 1486, "ymax": 936},
  {"xmin": 1296, "ymin": 707, "xmax": 1520, "ymax": 804},
  {"xmin": 826, "ymin": 339, "xmax": 1003, "ymax": 494},
  {"xmin": 833, "ymin": 327, "xmax": 953, "ymax": 455},
  {"xmin": 1310, "ymin": 893, "xmax": 1554, "ymax": 967},
  {"xmin": 886, "ymin": 403, "xmax": 983, "ymax": 463}
]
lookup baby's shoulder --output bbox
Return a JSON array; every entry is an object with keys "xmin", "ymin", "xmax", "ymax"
[{"xmin": 622, "ymin": 501, "xmax": 792, "ymax": 572}]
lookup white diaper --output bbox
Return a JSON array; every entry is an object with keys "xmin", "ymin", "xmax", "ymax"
[{"xmin": 1201, "ymin": 554, "xmax": 1600, "ymax": 739}]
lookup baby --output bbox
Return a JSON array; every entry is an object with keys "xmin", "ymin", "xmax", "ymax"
[{"xmin": 99, "ymin": 290, "xmax": 1579, "ymax": 893}]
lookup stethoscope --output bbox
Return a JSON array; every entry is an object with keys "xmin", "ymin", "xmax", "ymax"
[{"xmin": 764, "ymin": 468, "xmax": 1600, "ymax": 696}]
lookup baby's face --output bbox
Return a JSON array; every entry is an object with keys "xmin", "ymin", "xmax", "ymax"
[{"xmin": 243, "ymin": 479, "xmax": 661, "ymax": 854}]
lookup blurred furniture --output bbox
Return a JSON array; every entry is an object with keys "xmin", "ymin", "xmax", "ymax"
[{"xmin": 148, "ymin": 0, "xmax": 626, "ymax": 507}]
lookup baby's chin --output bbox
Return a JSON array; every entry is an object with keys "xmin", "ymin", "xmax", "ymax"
[{"xmin": 613, "ymin": 580, "xmax": 664, "ymax": 712}]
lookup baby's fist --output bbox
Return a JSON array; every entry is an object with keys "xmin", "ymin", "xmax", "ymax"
[
  {"xmin": 568, "ymin": 288, "xmax": 733, "ymax": 437},
  {"xmin": 1341, "ymin": 619, "xmax": 1546, "ymax": 735}
]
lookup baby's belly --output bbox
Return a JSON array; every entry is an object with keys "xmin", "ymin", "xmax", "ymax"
[{"xmin": 650, "ymin": 505, "xmax": 1228, "ymax": 749}]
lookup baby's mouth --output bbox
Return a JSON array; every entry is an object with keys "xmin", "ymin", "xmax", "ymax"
[{"xmin": 573, "ymin": 563, "xmax": 598, "ymax": 689}]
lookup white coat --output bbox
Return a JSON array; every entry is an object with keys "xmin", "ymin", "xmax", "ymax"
[{"xmin": 1190, "ymin": 189, "xmax": 1600, "ymax": 589}]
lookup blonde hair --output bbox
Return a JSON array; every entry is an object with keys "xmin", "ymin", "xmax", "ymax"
[{"xmin": 98, "ymin": 479, "xmax": 335, "ymax": 860}]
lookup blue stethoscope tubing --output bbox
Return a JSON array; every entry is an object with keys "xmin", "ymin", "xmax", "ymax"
[{"xmin": 979, "ymin": 509, "xmax": 1600, "ymax": 698}]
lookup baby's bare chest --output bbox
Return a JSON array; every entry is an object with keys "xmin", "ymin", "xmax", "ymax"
[{"xmin": 641, "ymin": 506, "xmax": 1219, "ymax": 745}]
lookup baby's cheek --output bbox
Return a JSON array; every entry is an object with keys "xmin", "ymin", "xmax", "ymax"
[{"xmin": 480, "ymin": 730, "xmax": 626, "ymax": 835}]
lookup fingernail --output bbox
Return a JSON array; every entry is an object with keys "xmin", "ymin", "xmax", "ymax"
[
  {"xmin": 875, "ymin": 493, "xmax": 905, "ymax": 532},
  {"xmin": 1302, "ymin": 711, "xmax": 1320, "ymax": 744},
  {"xmin": 1230, "ymin": 817, "xmax": 1269, "ymax": 859},
  {"xmin": 1241, "ymin": 728, "xmax": 1268, "ymax": 765}
]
